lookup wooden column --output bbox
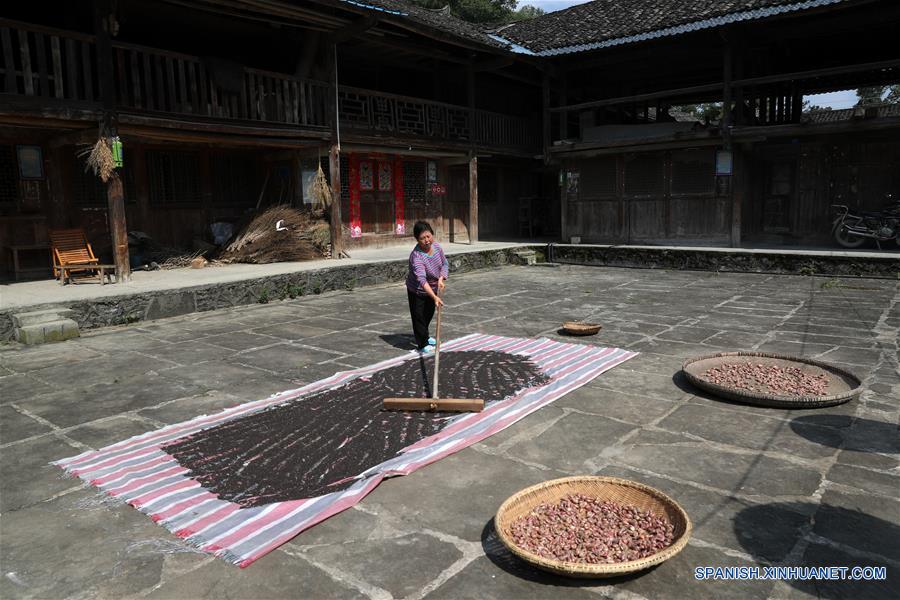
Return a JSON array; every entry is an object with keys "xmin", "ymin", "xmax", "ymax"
[
  {"xmin": 327, "ymin": 41, "xmax": 343, "ymax": 258},
  {"xmin": 542, "ymin": 73, "xmax": 551, "ymax": 164},
  {"xmin": 329, "ymin": 144, "xmax": 343, "ymax": 257},
  {"xmin": 722, "ymin": 38, "xmax": 733, "ymax": 149},
  {"xmin": 94, "ymin": 0, "xmax": 130, "ymax": 281},
  {"xmin": 731, "ymin": 147, "xmax": 743, "ymax": 248},
  {"xmin": 468, "ymin": 153, "xmax": 478, "ymax": 244},
  {"xmin": 559, "ymin": 74, "xmax": 567, "ymax": 141},
  {"xmin": 467, "ymin": 64, "xmax": 476, "ymax": 145},
  {"xmin": 560, "ymin": 166, "xmax": 568, "ymax": 243}
]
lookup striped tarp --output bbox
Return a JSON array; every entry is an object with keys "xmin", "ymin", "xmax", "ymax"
[{"xmin": 54, "ymin": 334, "xmax": 636, "ymax": 567}]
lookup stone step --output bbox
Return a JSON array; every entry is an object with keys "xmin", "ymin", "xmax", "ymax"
[
  {"xmin": 16, "ymin": 319, "xmax": 80, "ymax": 345},
  {"xmin": 512, "ymin": 249, "xmax": 537, "ymax": 266},
  {"xmin": 11, "ymin": 307, "xmax": 75, "ymax": 328}
]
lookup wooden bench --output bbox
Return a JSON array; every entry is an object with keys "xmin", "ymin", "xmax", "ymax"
[
  {"xmin": 57, "ymin": 263, "xmax": 116, "ymax": 285},
  {"xmin": 6, "ymin": 244, "xmax": 51, "ymax": 281}
]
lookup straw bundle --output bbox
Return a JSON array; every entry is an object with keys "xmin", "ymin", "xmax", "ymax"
[
  {"xmin": 219, "ymin": 205, "xmax": 329, "ymax": 264},
  {"xmin": 309, "ymin": 163, "xmax": 333, "ymax": 211},
  {"xmin": 79, "ymin": 138, "xmax": 116, "ymax": 182}
]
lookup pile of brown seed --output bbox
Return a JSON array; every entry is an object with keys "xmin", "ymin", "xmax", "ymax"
[
  {"xmin": 703, "ymin": 362, "xmax": 830, "ymax": 396},
  {"xmin": 508, "ymin": 494, "xmax": 675, "ymax": 564}
]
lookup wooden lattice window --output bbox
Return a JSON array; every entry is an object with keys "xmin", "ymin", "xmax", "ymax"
[
  {"xmin": 403, "ymin": 160, "xmax": 425, "ymax": 203},
  {"xmin": 624, "ymin": 155, "xmax": 664, "ymax": 196},
  {"xmin": 671, "ymin": 149, "xmax": 715, "ymax": 195},
  {"xmin": 147, "ymin": 150, "xmax": 201, "ymax": 205},
  {"xmin": 578, "ymin": 158, "xmax": 617, "ymax": 200},
  {"xmin": 0, "ymin": 145, "xmax": 18, "ymax": 205},
  {"xmin": 211, "ymin": 153, "xmax": 257, "ymax": 205}
]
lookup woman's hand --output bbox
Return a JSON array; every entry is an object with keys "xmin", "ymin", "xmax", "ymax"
[
  {"xmin": 438, "ymin": 277, "xmax": 446, "ymax": 292},
  {"xmin": 434, "ymin": 296, "xmax": 445, "ymax": 308}
]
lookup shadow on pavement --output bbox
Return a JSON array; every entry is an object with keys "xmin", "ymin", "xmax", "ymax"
[
  {"xmin": 735, "ymin": 502, "xmax": 895, "ymax": 599},
  {"xmin": 790, "ymin": 415, "xmax": 899, "ymax": 454},
  {"xmin": 379, "ymin": 333, "xmax": 415, "ymax": 350}
]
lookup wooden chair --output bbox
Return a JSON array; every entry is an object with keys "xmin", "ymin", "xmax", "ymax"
[{"xmin": 49, "ymin": 228, "xmax": 107, "ymax": 285}]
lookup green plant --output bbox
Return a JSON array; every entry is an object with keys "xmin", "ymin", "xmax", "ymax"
[
  {"xmin": 798, "ymin": 265, "xmax": 816, "ymax": 276},
  {"xmin": 286, "ymin": 284, "xmax": 302, "ymax": 299},
  {"xmin": 821, "ymin": 278, "xmax": 841, "ymax": 289},
  {"xmin": 258, "ymin": 288, "xmax": 270, "ymax": 304}
]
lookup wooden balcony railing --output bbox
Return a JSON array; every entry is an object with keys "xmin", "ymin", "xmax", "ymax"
[
  {"xmin": 109, "ymin": 42, "xmax": 330, "ymax": 127},
  {"xmin": 0, "ymin": 20, "xmax": 97, "ymax": 102},
  {"xmin": 338, "ymin": 86, "xmax": 540, "ymax": 151},
  {"xmin": 1, "ymin": 20, "xmax": 539, "ymax": 152}
]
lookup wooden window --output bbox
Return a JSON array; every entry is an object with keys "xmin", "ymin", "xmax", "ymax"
[
  {"xmin": 146, "ymin": 150, "xmax": 201, "ymax": 205},
  {"xmin": 578, "ymin": 158, "xmax": 616, "ymax": 200},
  {"xmin": 377, "ymin": 161, "xmax": 392, "ymax": 191},
  {"xmin": 0, "ymin": 145, "xmax": 18, "ymax": 205},
  {"xmin": 211, "ymin": 153, "xmax": 257, "ymax": 205},
  {"xmin": 403, "ymin": 160, "xmax": 425, "ymax": 204},
  {"xmin": 359, "ymin": 160, "xmax": 374, "ymax": 191},
  {"xmin": 624, "ymin": 155, "xmax": 664, "ymax": 196},
  {"xmin": 671, "ymin": 149, "xmax": 715, "ymax": 195}
]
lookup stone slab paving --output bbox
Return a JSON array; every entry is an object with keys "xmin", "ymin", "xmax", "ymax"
[{"xmin": 1, "ymin": 265, "xmax": 897, "ymax": 600}]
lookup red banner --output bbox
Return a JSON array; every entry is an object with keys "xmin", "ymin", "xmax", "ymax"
[
  {"xmin": 348, "ymin": 154, "xmax": 361, "ymax": 238},
  {"xmin": 394, "ymin": 159, "xmax": 405, "ymax": 235}
]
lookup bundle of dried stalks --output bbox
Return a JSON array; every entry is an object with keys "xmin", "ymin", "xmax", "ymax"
[
  {"xmin": 309, "ymin": 163, "xmax": 333, "ymax": 211},
  {"xmin": 78, "ymin": 138, "xmax": 116, "ymax": 182},
  {"xmin": 219, "ymin": 205, "xmax": 329, "ymax": 264}
]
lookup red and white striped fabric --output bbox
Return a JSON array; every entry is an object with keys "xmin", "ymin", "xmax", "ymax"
[{"xmin": 54, "ymin": 334, "xmax": 636, "ymax": 567}]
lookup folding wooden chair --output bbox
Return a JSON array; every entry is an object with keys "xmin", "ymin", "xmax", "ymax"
[{"xmin": 49, "ymin": 228, "xmax": 108, "ymax": 285}]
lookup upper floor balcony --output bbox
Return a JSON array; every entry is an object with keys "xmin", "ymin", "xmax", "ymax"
[{"xmin": 0, "ymin": 19, "xmax": 540, "ymax": 155}]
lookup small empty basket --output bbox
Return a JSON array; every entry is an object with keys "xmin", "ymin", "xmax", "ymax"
[
  {"xmin": 495, "ymin": 476, "xmax": 692, "ymax": 578},
  {"xmin": 562, "ymin": 321, "xmax": 602, "ymax": 336}
]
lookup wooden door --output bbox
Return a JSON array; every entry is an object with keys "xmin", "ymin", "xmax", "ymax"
[
  {"xmin": 763, "ymin": 161, "xmax": 795, "ymax": 233},
  {"xmin": 445, "ymin": 166, "xmax": 469, "ymax": 243},
  {"xmin": 359, "ymin": 159, "xmax": 395, "ymax": 234}
]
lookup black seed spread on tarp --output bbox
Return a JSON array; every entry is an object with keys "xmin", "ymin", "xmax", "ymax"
[{"xmin": 162, "ymin": 351, "xmax": 549, "ymax": 507}]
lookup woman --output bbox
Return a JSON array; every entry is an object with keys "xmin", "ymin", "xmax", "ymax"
[{"xmin": 406, "ymin": 221, "xmax": 448, "ymax": 354}]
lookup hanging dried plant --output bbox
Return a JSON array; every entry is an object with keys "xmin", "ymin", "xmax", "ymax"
[
  {"xmin": 309, "ymin": 163, "xmax": 333, "ymax": 211},
  {"xmin": 78, "ymin": 138, "xmax": 116, "ymax": 183}
]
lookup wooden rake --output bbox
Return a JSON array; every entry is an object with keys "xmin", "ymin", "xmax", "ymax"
[{"xmin": 383, "ymin": 290, "xmax": 484, "ymax": 413}]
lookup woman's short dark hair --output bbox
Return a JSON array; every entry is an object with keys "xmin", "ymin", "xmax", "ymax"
[{"xmin": 413, "ymin": 221, "xmax": 433, "ymax": 239}]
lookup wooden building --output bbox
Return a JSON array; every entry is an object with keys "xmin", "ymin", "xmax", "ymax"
[
  {"xmin": 0, "ymin": 0, "xmax": 545, "ymax": 280},
  {"xmin": 496, "ymin": 0, "xmax": 900, "ymax": 247},
  {"xmin": 2, "ymin": 0, "xmax": 897, "ymax": 281}
]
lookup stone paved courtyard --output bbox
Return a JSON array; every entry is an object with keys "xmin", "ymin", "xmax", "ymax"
[{"xmin": 1, "ymin": 264, "xmax": 897, "ymax": 600}]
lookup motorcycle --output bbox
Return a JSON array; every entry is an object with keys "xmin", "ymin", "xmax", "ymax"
[{"xmin": 831, "ymin": 195, "xmax": 900, "ymax": 249}]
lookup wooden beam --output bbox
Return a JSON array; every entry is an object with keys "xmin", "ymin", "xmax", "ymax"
[
  {"xmin": 468, "ymin": 153, "xmax": 478, "ymax": 244},
  {"xmin": 552, "ymin": 82, "xmax": 722, "ymax": 113},
  {"xmin": 48, "ymin": 127, "xmax": 99, "ymax": 148},
  {"xmin": 731, "ymin": 57, "xmax": 900, "ymax": 89},
  {"xmin": 330, "ymin": 15, "xmax": 378, "ymax": 44}
]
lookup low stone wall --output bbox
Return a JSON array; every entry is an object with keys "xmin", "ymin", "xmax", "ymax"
[
  {"xmin": 546, "ymin": 244, "xmax": 900, "ymax": 279},
  {"xmin": 0, "ymin": 248, "xmax": 520, "ymax": 342}
]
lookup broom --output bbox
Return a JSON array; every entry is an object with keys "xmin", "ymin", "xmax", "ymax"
[{"xmin": 383, "ymin": 290, "xmax": 484, "ymax": 413}]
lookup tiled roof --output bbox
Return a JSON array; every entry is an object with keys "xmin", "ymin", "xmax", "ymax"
[
  {"xmin": 492, "ymin": 0, "xmax": 853, "ymax": 56},
  {"xmin": 805, "ymin": 103, "xmax": 900, "ymax": 123},
  {"xmin": 334, "ymin": 0, "xmax": 509, "ymax": 49}
]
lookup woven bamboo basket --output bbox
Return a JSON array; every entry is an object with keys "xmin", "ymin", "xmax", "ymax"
[
  {"xmin": 495, "ymin": 476, "xmax": 692, "ymax": 578},
  {"xmin": 562, "ymin": 321, "xmax": 602, "ymax": 336},
  {"xmin": 682, "ymin": 351, "xmax": 862, "ymax": 409}
]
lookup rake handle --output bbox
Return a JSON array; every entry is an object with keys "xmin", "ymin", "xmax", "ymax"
[{"xmin": 432, "ymin": 288, "xmax": 443, "ymax": 400}]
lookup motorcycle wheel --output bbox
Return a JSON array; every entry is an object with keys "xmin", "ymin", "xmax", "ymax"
[{"xmin": 834, "ymin": 226, "xmax": 867, "ymax": 249}]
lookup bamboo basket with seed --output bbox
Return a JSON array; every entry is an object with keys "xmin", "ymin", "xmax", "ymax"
[{"xmin": 495, "ymin": 476, "xmax": 692, "ymax": 578}]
